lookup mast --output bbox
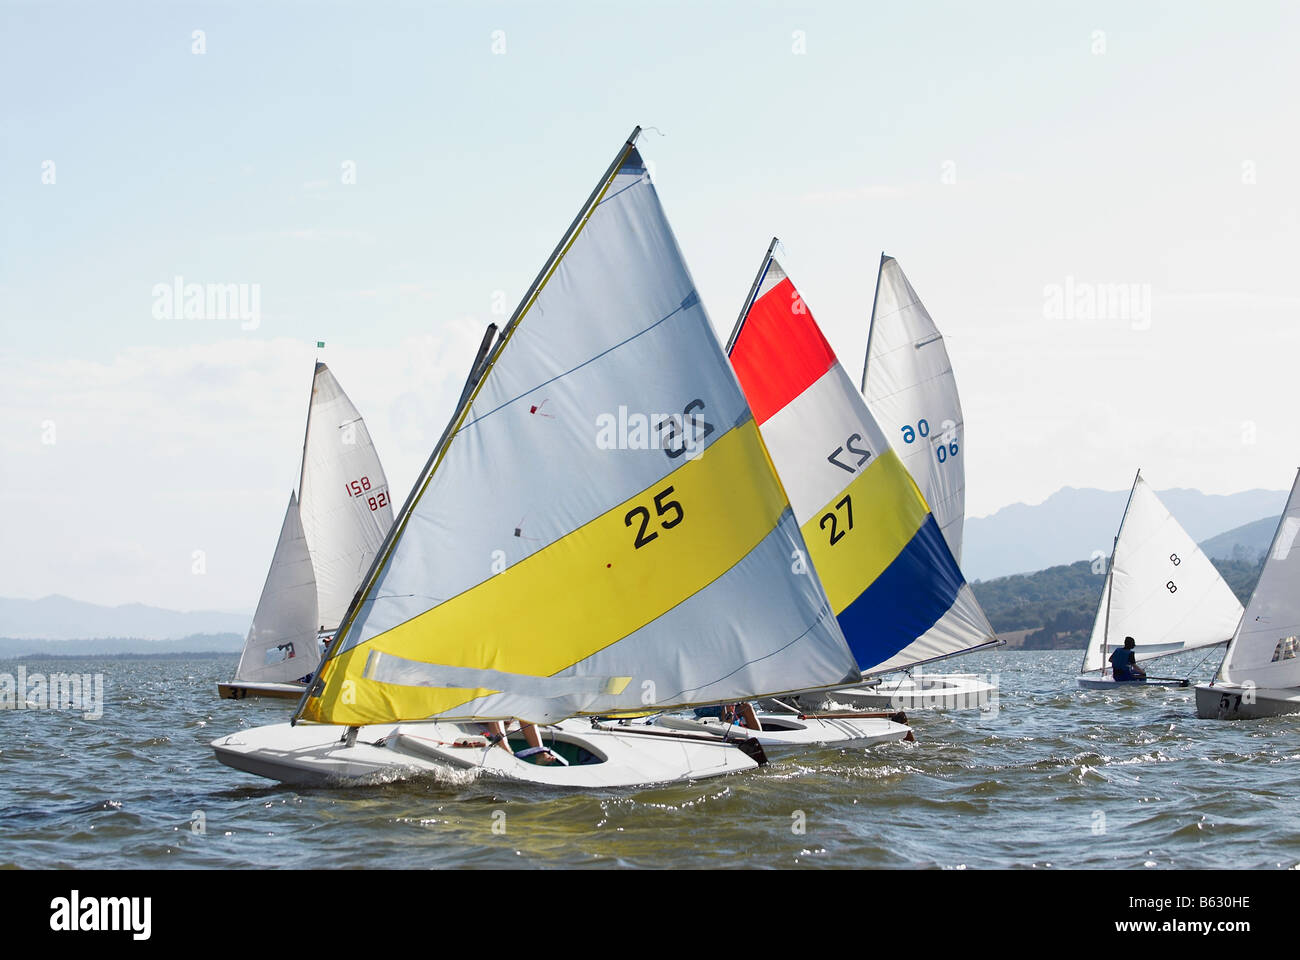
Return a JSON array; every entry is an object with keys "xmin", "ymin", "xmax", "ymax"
[
  {"xmin": 725, "ymin": 236, "xmax": 779, "ymax": 354},
  {"xmin": 293, "ymin": 127, "xmax": 644, "ymax": 725},
  {"xmin": 860, "ymin": 252, "xmax": 888, "ymax": 392},
  {"xmin": 295, "ymin": 361, "xmax": 320, "ymax": 498},
  {"xmin": 1098, "ymin": 468, "xmax": 1142, "ymax": 675}
]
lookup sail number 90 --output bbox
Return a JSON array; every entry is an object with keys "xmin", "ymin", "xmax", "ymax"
[
  {"xmin": 625, "ymin": 486, "xmax": 684, "ymax": 549},
  {"xmin": 900, "ymin": 419, "xmax": 959, "ymax": 464}
]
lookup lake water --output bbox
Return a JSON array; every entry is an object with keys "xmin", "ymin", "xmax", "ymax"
[{"xmin": 3, "ymin": 648, "xmax": 1298, "ymax": 869}]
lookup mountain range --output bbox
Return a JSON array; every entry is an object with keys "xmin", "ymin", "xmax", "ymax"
[
  {"xmin": 0, "ymin": 595, "xmax": 248, "ymax": 642},
  {"xmin": 964, "ymin": 486, "xmax": 1287, "ymax": 581}
]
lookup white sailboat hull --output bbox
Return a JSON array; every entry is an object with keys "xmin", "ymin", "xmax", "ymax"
[
  {"xmin": 593, "ymin": 712, "xmax": 912, "ymax": 754},
  {"xmin": 212, "ymin": 720, "xmax": 761, "ymax": 789},
  {"xmin": 811, "ymin": 673, "xmax": 997, "ymax": 710},
  {"xmin": 1194, "ymin": 683, "xmax": 1300, "ymax": 720}
]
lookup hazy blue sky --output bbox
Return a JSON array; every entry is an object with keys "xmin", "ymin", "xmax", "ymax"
[{"xmin": 3, "ymin": 1, "xmax": 1298, "ymax": 610}]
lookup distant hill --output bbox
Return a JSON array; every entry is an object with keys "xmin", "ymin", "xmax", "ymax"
[
  {"xmin": 0, "ymin": 632, "xmax": 244, "ymax": 658},
  {"xmin": 0, "ymin": 595, "xmax": 248, "ymax": 641},
  {"xmin": 972, "ymin": 556, "xmax": 1263, "ymax": 650},
  {"xmin": 1200, "ymin": 515, "xmax": 1279, "ymax": 563},
  {"xmin": 964, "ymin": 486, "xmax": 1287, "ymax": 581}
]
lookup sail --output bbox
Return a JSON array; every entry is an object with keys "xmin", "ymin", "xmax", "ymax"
[
  {"xmin": 297, "ymin": 131, "xmax": 858, "ymax": 727},
  {"xmin": 1218, "ymin": 470, "xmax": 1300, "ymax": 689},
  {"xmin": 1080, "ymin": 474, "xmax": 1242, "ymax": 674},
  {"xmin": 297, "ymin": 363, "xmax": 394, "ymax": 630},
  {"xmin": 234, "ymin": 492, "xmax": 320, "ymax": 685},
  {"xmin": 863, "ymin": 256, "xmax": 966, "ymax": 563},
  {"xmin": 727, "ymin": 248, "xmax": 998, "ymax": 676}
]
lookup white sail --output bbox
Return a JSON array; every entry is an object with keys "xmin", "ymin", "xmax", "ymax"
[
  {"xmin": 1080, "ymin": 473, "xmax": 1243, "ymax": 674},
  {"xmin": 1218, "ymin": 470, "xmax": 1300, "ymax": 689},
  {"xmin": 233, "ymin": 492, "xmax": 321, "ymax": 685},
  {"xmin": 297, "ymin": 363, "xmax": 394, "ymax": 631},
  {"xmin": 863, "ymin": 256, "xmax": 966, "ymax": 563},
  {"xmin": 298, "ymin": 130, "xmax": 858, "ymax": 727}
]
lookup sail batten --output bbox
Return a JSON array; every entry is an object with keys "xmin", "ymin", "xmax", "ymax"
[
  {"xmin": 728, "ymin": 245, "xmax": 997, "ymax": 676},
  {"xmin": 298, "ymin": 134, "xmax": 858, "ymax": 726},
  {"xmin": 1080, "ymin": 474, "xmax": 1243, "ymax": 675}
]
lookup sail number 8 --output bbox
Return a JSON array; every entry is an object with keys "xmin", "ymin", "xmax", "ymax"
[{"xmin": 625, "ymin": 486, "xmax": 684, "ymax": 549}]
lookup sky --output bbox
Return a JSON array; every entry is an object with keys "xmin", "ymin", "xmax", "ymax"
[{"xmin": 2, "ymin": 0, "xmax": 1298, "ymax": 612}]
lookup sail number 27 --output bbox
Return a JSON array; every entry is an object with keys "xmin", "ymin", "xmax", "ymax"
[
  {"xmin": 345, "ymin": 476, "xmax": 389, "ymax": 512},
  {"xmin": 820, "ymin": 494, "xmax": 854, "ymax": 546},
  {"xmin": 625, "ymin": 486, "xmax": 684, "ymax": 549}
]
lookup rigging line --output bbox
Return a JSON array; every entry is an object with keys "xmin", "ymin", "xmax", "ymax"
[{"xmin": 1187, "ymin": 643, "xmax": 1222, "ymax": 680}]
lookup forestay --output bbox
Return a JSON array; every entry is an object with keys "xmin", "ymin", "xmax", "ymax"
[
  {"xmin": 727, "ymin": 246, "xmax": 998, "ymax": 676},
  {"xmin": 1217, "ymin": 470, "xmax": 1300, "ymax": 689},
  {"xmin": 234, "ymin": 492, "xmax": 321, "ymax": 685},
  {"xmin": 863, "ymin": 256, "xmax": 966, "ymax": 563},
  {"xmin": 1080, "ymin": 473, "xmax": 1242, "ymax": 675},
  {"xmin": 297, "ymin": 131, "xmax": 858, "ymax": 727},
  {"xmin": 297, "ymin": 362, "xmax": 394, "ymax": 631}
]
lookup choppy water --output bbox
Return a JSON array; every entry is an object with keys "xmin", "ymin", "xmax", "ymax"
[{"xmin": 3, "ymin": 649, "xmax": 1298, "ymax": 869}]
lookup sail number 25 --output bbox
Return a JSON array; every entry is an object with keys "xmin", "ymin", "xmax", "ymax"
[
  {"xmin": 625, "ymin": 486, "xmax": 684, "ymax": 549},
  {"xmin": 345, "ymin": 476, "xmax": 388, "ymax": 512}
]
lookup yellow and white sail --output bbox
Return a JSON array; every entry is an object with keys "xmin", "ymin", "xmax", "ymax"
[{"xmin": 297, "ymin": 130, "xmax": 857, "ymax": 726}]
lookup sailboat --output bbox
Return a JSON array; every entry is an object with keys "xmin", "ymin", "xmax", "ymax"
[
  {"xmin": 724, "ymin": 240, "xmax": 999, "ymax": 719},
  {"xmin": 218, "ymin": 362, "xmax": 394, "ymax": 699},
  {"xmin": 212, "ymin": 127, "xmax": 888, "ymax": 789},
  {"xmin": 841, "ymin": 253, "xmax": 1002, "ymax": 708},
  {"xmin": 1195, "ymin": 469, "xmax": 1300, "ymax": 719},
  {"xmin": 1078, "ymin": 470, "xmax": 1242, "ymax": 689}
]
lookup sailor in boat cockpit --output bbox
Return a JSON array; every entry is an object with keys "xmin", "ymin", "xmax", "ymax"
[{"xmin": 1109, "ymin": 636, "xmax": 1147, "ymax": 682}]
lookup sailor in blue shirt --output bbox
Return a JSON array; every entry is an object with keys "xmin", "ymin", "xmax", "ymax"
[{"xmin": 1109, "ymin": 636, "xmax": 1147, "ymax": 682}]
